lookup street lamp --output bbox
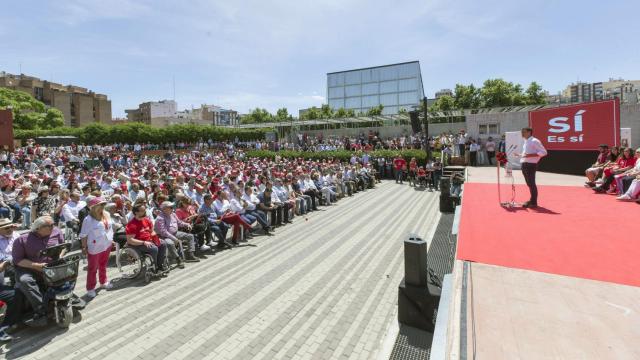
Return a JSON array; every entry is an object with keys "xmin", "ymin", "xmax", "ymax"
[{"xmin": 422, "ymin": 97, "xmax": 430, "ymax": 162}]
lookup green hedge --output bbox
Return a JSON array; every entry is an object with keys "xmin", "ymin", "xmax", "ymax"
[
  {"xmin": 14, "ymin": 123, "xmax": 269, "ymax": 144},
  {"xmin": 245, "ymin": 149, "xmax": 439, "ymax": 165}
]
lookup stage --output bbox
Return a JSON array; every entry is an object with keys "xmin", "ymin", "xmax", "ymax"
[{"xmin": 444, "ymin": 167, "xmax": 640, "ymax": 359}]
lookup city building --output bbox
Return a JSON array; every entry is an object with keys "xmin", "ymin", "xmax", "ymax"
[
  {"xmin": 201, "ymin": 105, "xmax": 239, "ymax": 126},
  {"xmin": 125, "ymin": 100, "xmax": 177, "ymax": 126},
  {"xmin": 327, "ymin": 61, "xmax": 425, "ymax": 115},
  {"xmin": 562, "ymin": 78, "xmax": 640, "ymax": 103},
  {"xmin": 125, "ymin": 101, "xmax": 239, "ymax": 127},
  {"xmin": 0, "ymin": 71, "xmax": 112, "ymax": 127},
  {"xmin": 435, "ymin": 89, "xmax": 453, "ymax": 98}
]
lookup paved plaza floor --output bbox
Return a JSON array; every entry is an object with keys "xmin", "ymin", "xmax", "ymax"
[{"xmin": 1, "ymin": 180, "xmax": 440, "ymax": 360}]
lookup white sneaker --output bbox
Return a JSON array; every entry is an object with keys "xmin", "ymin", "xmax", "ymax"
[
  {"xmin": 200, "ymin": 244, "xmax": 211, "ymax": 251},
  {"xmin": 616, "ymin": 194, "xmax": 632, "ymax": 201},
  {"xmin": 86, "ymin": 290, "xmax": 97, "ymax": 298},
  {"xmin": 100, "ymin": 282, "xmax": 113, "ymax": 290}
]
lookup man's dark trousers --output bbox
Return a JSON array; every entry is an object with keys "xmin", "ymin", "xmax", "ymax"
[{"xmin": 521, "ymin": 162, "xmax": 538, "ymax": 205}]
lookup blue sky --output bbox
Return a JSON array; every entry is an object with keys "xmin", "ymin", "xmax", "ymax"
[{"xmin": 1, "ymin": 0, "xmax": 639, "ymax": 118}]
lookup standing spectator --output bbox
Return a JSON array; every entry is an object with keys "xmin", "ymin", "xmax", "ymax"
[
  {"xmin": 485, "ymin": 137, "xmax": 496, "ymax": 165},
  {"xmin": 393, "ymin": 155, "xmax": 406, "ymax": 184},
  {"xmin": 80, "ymin": 197, "xmax": 114, "ymax": 298},
  {"xmin": 457, "ymin": 130, "xmax": 467, "ymax": 157},
  {"xmin": 469, "ymin": 139, "xmax": 479, "ymax": 166}
]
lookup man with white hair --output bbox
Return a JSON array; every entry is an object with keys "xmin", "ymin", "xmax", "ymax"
[
  {"xmin": 12, "ymin": 216, "xmax": 64, "ymax": 327},
  {"xmin": 61, "ymin": 191, "xmax": 86, "ymax": 233},
  {"xmin": 154, "ymin": 201, "xmax": 199, "ymax": 268}
]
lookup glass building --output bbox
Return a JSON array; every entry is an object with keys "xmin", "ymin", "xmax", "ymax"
[{"xmin": 327, "ymin": 61, "xmax": 424, "ymax": 115}]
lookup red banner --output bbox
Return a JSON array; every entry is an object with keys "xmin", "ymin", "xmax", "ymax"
[
  {"xmin": 528, "ymin": 99, "xmax": 619, "ymax": 151},
  {"xmin": 0, "ymin": 110, "xmax": 14, "ymax": 151}
]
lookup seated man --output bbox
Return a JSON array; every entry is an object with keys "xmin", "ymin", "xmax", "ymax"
[
  {"xmin": 241, "ymin": 186, "xmax": 272, "ymax": 234},
  {"xmin": 312, "ymin": 174, "xmax": 336, "ymax": 205},
  {"xmin": 61, "ymin": 191, "xmax": 86, "ymax": 233},
  {"xmin": 11, "ymin": 216, "xmax": 65, "ymax": 327},
  {"xmin": 125, "ymin": 204, "xmax": 168, "ymax": 274},
  {"xmin": 584, "ymin": 144, "xmax": 610, "ymax": 187},
  {"xmin": 199, "ymin": 194, "xmax": 233, "ymax": 247},
  {"xmin": 273, "ymin": 178, "xmax": 297, "ymax": 218},
  {"xmin": 450, "ymin": 172, "xmax": 465, "ymax": 198},
  {"xmin": 154, "ymin": 201, "xmax": 199, "ymax": 268}
]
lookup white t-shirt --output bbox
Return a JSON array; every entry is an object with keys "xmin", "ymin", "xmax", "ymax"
[{"xmin": 80, "ymin": 214, "xmax": 114, "ymax": 255}]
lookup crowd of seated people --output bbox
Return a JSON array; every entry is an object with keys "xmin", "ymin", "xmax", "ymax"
[
  {"xmin": 0, "ymin": 141, "xmax": 382, "ymax": 340},
  {"xmin": 584, "ymin": 144, "xmax": 640, "ymax": 202}
]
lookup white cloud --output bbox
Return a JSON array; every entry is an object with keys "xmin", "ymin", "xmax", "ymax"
[{"xmin": 53, "ymin": 0, "xmax": 151, "ymax": 25}]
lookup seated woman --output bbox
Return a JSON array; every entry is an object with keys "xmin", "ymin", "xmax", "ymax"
[
  {"xmin": 612, "ymin": 148, "xmax": 640, "ymax": 195},
  {"xmin": 616, "ymin": 175, "xmax": 640, "ymax": 201},
  {"xmin": 214, "ymin": 190, "xmax": 252, "ymax": 243},
  {"xmin": 594, "ymin": 147, "xmax": 636, "ymax": 193}
]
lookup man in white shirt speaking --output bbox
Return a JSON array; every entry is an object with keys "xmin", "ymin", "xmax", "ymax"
[{"xmin": 516, "ymin": 127, "xmax": 547, "ymax": 208}]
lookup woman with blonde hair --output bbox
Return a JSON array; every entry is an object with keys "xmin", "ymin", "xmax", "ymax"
[{"xmin": 80, "ymin": 197, "xmax": 115, "ymax": 298}]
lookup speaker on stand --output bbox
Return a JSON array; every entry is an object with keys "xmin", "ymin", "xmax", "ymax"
[
  {"xmin": 409, "ymin": 111, "xmax": 421, "ymax": 134},
  {"xmin": 398, "ymin": 235, "xmax": 442, "ymax": 332}
]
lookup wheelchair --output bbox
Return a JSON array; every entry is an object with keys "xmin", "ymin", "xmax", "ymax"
[{"xmin": 113, "ymin": 229, "xmax": 170, "ymax": 284}]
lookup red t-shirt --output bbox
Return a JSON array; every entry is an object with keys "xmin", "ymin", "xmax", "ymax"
[
  {"xmin": 619, "ymin": 157, "xmax": 637, "ymax": 168},
  {"xmin": 394, "ymin": 158, "xmax": 407, "ymax": 170},
  {"xmin": 409, "ymin": 160, "xmax": 417, "ymax": 170},
  {"xmin": 126, "ymin": 217, "xmax": 160, "ymax": 246},
  {"xmin": 417, "ymin": 168, "xmax": 426, "ymax": 177}
]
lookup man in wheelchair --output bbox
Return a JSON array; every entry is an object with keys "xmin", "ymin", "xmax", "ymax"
[
  {"xmin": 125, "ymin": 204, "xmax": 168, "ymax": 274},
  {"xmin": 11, "ymin": 216, "xmax": 65, "ymax": 327}
]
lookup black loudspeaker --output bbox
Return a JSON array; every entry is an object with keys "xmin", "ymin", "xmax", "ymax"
[
  {"xmin": 409, "ymin": 111, "xmax": 421, "ymax": 134},
  {"xmin": 439, "ymin": 178, "xmax": 455, "ymax": 213},
  {"xmin": 398, "ymin": 235, "xmax": 441, "ymax": 332},
  {"xmin": 404, "ymin": 235, "xmax": 429, "ymax": 286},
  {"xmin": 439, "ymin": 195, "xmax": 455, "ymax": 213},
  {"xmin": 439, "ymin": 178, "xmax": 451, "ymax": 194}
]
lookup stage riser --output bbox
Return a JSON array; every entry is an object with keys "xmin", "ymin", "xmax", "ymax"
[{"xmin": 538, "ymin": 150, "xmax": 599, "ymax": 176}]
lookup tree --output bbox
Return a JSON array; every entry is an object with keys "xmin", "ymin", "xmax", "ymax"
[
  {"xmin": 367, "ymin": 104, "xmax": 384, "ymax": 116},
  {"xmin": 480, "ymin": 78, "xmax": 517, "ymax": 107},
  {"xmin": 0, "ymin": 87, "xmax": 64, "ymax": 130},
  {"xmin": 453, "ymin": 84, "xmax": 481, "ymax": 109},
  {"xmin": 40, "ymin": 108, "xmax": 65, "ymax": 129},
  {"xmin": 525, "ymin": 82, "xmax": 546, "ymax": 105},
  {"xmin": 334, "ymin": 107, "xmax": 346, "ymax": 118},
  {"xmin": 429, "ymin": 95, "xmax": 456, "ymax": 113},
  {"xmin": 14, "ymin": 112, "xmax": 43, "ymax": 130},
  {"xmin": 240, "ymin": 108, "xmax": 273, "ymax": 124},
  {"xmin": 301, "ymin": 106, "xmax": 320, "ymax": 120},
  {"xmin": 275, "ymin": 107, "xmax": 292, "ymax": 121},
  {"xmin": 320, "ymin": 104, "xmax": 334, "ymax": 119}
]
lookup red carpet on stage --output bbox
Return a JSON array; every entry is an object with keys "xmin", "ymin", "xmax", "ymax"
[{"xmin": 457, "ymin": 183, "xmax": 640, "ymax": 287}]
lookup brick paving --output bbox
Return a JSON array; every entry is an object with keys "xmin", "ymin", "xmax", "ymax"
[{"xmin": 0, "ymin": 181, "xmax": 440, "ymax": 360}]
